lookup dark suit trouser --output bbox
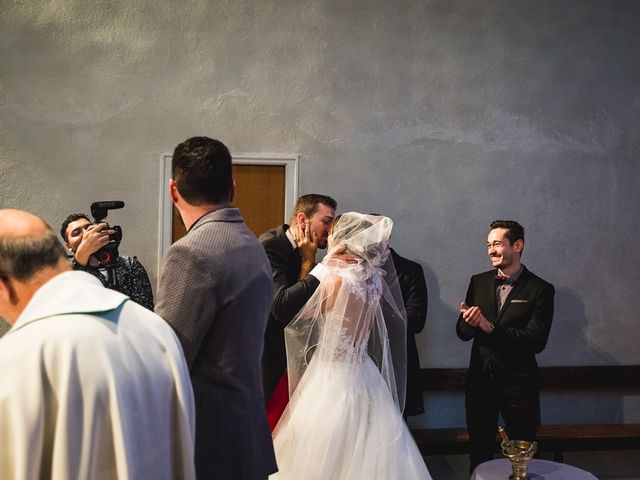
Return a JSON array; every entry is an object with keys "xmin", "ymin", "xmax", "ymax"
[
  {"xmin": 194, "ymin": 386, "xmax": 276, "ymax": 480},
  {"xmin": 465, "ymin": 370, "xmax": 540, "ymax": 473}
]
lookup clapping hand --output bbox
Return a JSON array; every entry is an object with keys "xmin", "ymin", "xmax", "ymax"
[{"xmin": 460, "ymin": 302, "xmax": 493, "ymax": 334}]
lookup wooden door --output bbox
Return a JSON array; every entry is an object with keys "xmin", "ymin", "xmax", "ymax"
[{"xmin": 171, "ymin": 164, "xmax": 286, "ymax": 243}]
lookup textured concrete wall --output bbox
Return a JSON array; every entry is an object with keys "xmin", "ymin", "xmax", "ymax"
[{"xmin": 1, "ymin": 0, "xmax": 639, "ymax": 367}]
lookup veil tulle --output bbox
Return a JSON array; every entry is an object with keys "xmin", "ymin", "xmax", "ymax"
[{"xmin": 284, "ymin": 212, "xmax": 408, "ymax": 412}]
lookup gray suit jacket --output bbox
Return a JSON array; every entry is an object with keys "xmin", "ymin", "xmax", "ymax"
[{"xmin": 156, "ymin": 208, "xmax": 277, "ymax": 480}]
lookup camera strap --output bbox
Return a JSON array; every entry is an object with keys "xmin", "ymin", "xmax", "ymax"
[{"xmin": 105, "ymin": 263, "xmax": 119, "ymax": 289}]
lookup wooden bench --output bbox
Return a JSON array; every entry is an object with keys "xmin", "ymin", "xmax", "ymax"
[
  {"xmin": 410, "ymin": 366, "xmax": 640, "ymax": 461},
  {"xmin": 412, "ymin": 424, "xmax": 640, "ymax": 461}
]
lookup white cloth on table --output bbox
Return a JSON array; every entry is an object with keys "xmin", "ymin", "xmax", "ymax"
[{"xmin": 471, "ymin": 458, "xmax": 598, "ymax": 480}]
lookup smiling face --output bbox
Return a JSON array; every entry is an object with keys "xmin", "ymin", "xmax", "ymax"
[
  {"xmin": 64, "ymin": 217, "xmax": 92, "ymax": 253},
  {"xmin": 487, "ymin": 227, "xmax": 523, "ymax": 273}
]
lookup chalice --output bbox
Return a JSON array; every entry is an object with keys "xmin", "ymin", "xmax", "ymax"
[{"xmin": 498, "ymin": 426, "xmax": 537, "ymax": 480}]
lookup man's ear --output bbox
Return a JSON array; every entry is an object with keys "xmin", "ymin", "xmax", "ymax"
[
  {"xmin": 228, "ymin": 179, "xmax": 235, "ymax": 203},
  {"xmin": 296, "ymin": 212, "xmax": 307, "ymax": 228},
  {"xmin": 514, "ymin": 239, "xmax": 524, "ymax": 254},
  {"xmin": 0, "ymin": 277, "xmax": 9, "ymax": 306},
  {"xmin": 0, "ymin": 276, "xmax": 19, "ymax": 306},
  {"xmin": 169, "ymin": 179, "xmax": 180, "ymax": 205}
]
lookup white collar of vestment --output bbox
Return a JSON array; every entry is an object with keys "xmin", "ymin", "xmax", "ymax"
[{"xmin": 9, "ymin": 271, "xmax": 128, "ymax": 333}]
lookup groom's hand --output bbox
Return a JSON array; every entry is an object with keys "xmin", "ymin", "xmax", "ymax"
[
  {"xmin": 296, "ymin": 223, "xmax": 319, "ymax": 263},
  {"xmin": 294, "ymin": 223, "xmax": 318, "ymax": 280}
]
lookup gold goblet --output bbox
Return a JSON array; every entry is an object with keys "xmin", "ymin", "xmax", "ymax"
[
  {"xmin": 501, "ymin": 440, "xmax": 537, "ymax": 479},
  {"xmin": 498, "ymin": 427, "xmax": 537, "ymax": 480}
]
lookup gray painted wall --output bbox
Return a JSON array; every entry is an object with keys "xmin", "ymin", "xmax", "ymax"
[{"xmin": 1, "ymin": 0, "xmax": 639, "ymax": 367}]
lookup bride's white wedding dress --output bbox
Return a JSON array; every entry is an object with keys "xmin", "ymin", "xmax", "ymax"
[{"xmin": 270, "ymin": 213, "xmax": 432, "ymax": 480}]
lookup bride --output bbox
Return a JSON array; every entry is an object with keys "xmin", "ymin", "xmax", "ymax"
[{"xmin": 270, "ymin": 212, "xmax": 432, "ymax": 479}]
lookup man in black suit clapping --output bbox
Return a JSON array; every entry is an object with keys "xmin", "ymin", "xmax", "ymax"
[{"xmin": 457, "ymin": 220, "xmax": 554, "ymax": 473}]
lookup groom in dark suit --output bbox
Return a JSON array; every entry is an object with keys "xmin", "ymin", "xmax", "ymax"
[
  {"xmin": 456, "ymin": 220, "xmax": 554, "ymax": 473},
  {"xmin": 259, "ymin": 194, "xmax": 337, "ymax": 400}
]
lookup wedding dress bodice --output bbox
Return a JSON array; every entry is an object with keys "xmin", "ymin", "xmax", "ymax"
[{"xmin": 315, "ymin": 271, "xmax": 383, "ymax": 364}]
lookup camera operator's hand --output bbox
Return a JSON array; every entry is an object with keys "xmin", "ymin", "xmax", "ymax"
[{"xmin": 75, "ymin": 223, "xmax": 115, "ymax": 267}]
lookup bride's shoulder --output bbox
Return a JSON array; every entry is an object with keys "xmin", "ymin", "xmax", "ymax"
[
  {"xmin": 322, "ymin": 267, "xmax": 365, "ymax": 295},
  {"xmin": 323, "ymin": 274, "xmax": 343, "ymax": 291},
  {"xmin": 319, "ymin": 275, "xmax": 344, "ymax": 311}
]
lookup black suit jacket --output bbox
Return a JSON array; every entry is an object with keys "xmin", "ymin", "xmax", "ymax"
[
  {"xmin": 259, "ymin": 225, "xmax": 321, "ymax": 398},
  {"xmin": 456, "ymin": 266, "xmax": 554, "ymax": 396},
  {"xmin": 390, "ymin": 248, "xmax": 428, "ymax": 416}
]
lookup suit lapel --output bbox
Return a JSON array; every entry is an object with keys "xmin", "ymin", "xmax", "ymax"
[
  {"xmin": 277, "ymin": 226, "xmax": 302, "ymax": 282},
  {"xmin": 285, "ymin": 242, "xmax": 301, "ymax": 281},
  {"xmin": 486, "ymin": 273, "xmax": 499, "ymax": 322}
]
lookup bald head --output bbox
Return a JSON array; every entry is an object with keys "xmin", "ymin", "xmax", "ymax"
[
  {"xmin": 0, "ymin": 209, "xmax": 51, "ymax": 238},
  {"xmin": 0, "ymin": 209, "xmax": 70, "ymax": 324},
  {"xmin": 0, "ymin": 209, "xmax": 68, "ymax": 280}
]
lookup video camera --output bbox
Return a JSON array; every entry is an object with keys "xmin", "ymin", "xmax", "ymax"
[{"xmin": 90, "ymin": 201, "xmax": 124, "ymax": 268}]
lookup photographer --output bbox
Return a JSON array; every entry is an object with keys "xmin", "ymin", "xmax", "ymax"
[{"xmin": 60, "ymin": 213, "xmax": 154, "ymax": 310}]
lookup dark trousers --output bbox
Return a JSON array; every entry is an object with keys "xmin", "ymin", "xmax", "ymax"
[{"xmin": 465, "ymin": 370, "xmax": 540, "ymax": 474}]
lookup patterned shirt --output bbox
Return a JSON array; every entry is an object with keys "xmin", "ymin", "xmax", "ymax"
[
  {"xmin": 496, "ymin": 266, "xmax": 524, "ymax": 311},
  {"xmin": 72, "ymin": 255, "xmax": 154, "ymax": 310}
]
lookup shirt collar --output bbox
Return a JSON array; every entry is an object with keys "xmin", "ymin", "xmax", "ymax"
[
  {"xmin": 284, "ymin": 226, "xmax": 298, "ymax": 250},
  {"xmin": 497, "ymin": 265, "xmax": 524, "ymax": 284},
  {"xmin": 189, "ymin": 207, "xmax": 241, "ymax": 233}
]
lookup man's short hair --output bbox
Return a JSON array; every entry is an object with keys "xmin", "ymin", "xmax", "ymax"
[
  {"xmin": 490, "ymin": 220, "xmax": 525, "ymax": 245},
  {"xmin": 289, "ymin": 194, "xmax": 337, "ymax": 224},
  {"xmin": 0, "ymin": 226, "xmax": 66, "ymax": 282},
  {"xmin": 60, "ymin": 213, "xmax": 91, "ymax": 242},
  {"xmin": 172, "ymin": 136, "xmax": 233, "ymax": 205}
]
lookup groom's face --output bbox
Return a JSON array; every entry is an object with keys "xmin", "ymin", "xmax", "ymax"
[{"xmin": 305, "ymin": 203, "xmax": 335, "ymax": 249}]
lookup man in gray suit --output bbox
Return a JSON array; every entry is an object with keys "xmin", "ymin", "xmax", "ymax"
[{"xmin": 156, "ymin": 136, "xmax": 277, "ymax": 480}]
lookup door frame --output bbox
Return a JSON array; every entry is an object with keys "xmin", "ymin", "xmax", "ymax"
[{"xmin": 157, "ymin": 152, "xmax": 299, "ymax": 274}]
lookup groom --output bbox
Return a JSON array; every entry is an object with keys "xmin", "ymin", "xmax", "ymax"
[{"xmin": 259, "ymin": 193, "xmax": 337, "ymax": 402}]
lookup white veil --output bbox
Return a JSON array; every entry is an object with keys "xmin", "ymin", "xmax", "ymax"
[{"xmin": 284, "ymin": 212, "xmax": 408, "ymax": 412}]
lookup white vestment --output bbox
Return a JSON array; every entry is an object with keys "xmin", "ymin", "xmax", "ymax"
[{"xmin": 0, "ymin": 271, "xmax": 196, "ymax": 480}]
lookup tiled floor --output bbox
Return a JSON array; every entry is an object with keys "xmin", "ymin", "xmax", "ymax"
[{"xmin": 424, "ymin": 450, "xmax": 640, "ymax": 480}]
